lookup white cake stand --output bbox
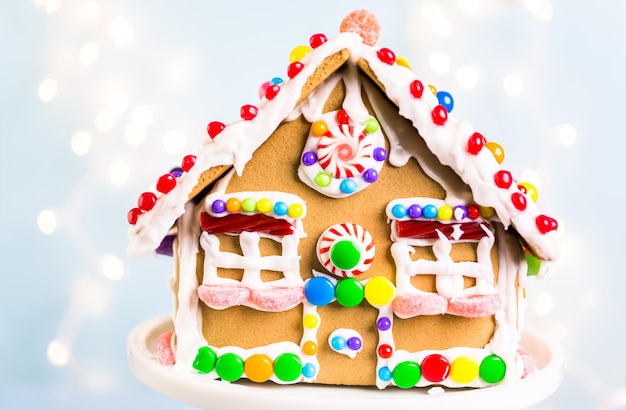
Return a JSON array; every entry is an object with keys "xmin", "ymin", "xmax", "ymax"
[{"xmin": 128, "ymin": 316, "xmax": 564, "ymax": 410}]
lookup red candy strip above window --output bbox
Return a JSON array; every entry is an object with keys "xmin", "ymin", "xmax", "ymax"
[
  {"xmin": 396, "ymin": 220, "xmax": 490, "ymax": 240},
  {"xmin": 200, "ymin": 212, "xmax": 295, "ymax": 236}
]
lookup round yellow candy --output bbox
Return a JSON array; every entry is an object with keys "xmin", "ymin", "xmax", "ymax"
[
  {"xmin": 289, "ymin": 45, "xmax": 312, "ymax": 63},
  {"xmin": 302, "ymin": 341, "xmax": 318, "ymax": 356},
  {"xmin": 256, "ymin": 198, "xmax": 273, "ymax": 213},
  {"xmin": 395, "ymin": 56, "xmax": 412, "ymax": 70},
  {"xmin": 479, "ymin": 206, "xmax": 495, "ymax": 219},
  {"xmin": 450, "ymin": 356, "xmax": 479, "ymax": 384},
  {"xmin": 244, "ymin": 354, "xmax": 274, "ymax": 383},
  {"xmin": 437, "ymin": 205, "xmax": 453, "ymax": 220},
  {"xmin": 303, "ymin": 314, "xmax": 319, "ymax": 329},
  {"xmin": 518, "ymin": 182, "xmax": 538, "ymax": 202},
  {"xmin": 364, "ymin": 276, "xmax": 395, "ymax": 307},
  {"xmin": 484, "ymin": 142, "xmax": 505, "ymax": 164},
  {"xmin": 225, "ymin": 197, "xmax": 241, "ymax": 213},
  {"xmin": 311, "ymin": 121, "xmax": 328, "ymax": 137},
  {"xmin": 288, "ymin": 203, "xmax": 304, "ymax": 218}
]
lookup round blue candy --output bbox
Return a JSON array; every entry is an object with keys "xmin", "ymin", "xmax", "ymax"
[
  {"xmin": 302, "ymin": 363, "xmax": 317, "ymax": 378},
  {"xmin": 331, "ymin": 336, "xmax": 346, "ymax": 351},
  {"xmin": 340, "ymin": 179, "xmax": 357, "ymax": 194},
  {"xmin": 378, "ymin": 366, "xmax": 392, "ymax": 382},
  {"xmin": 305, "ymin": 276, "xmax": 335, "ymax": 306},
  {"xmin": 422, "ymin": 204, "xmax": 438, "ymax": 218},
  {"xmin": 437, "ymin": 90, "xmax": 454, "ymax": 113},
  {"xmin": 273, "ymin": 201, "xmax": 288, "ymax": 216},
  {"xmin": 391, "ymin": 204, "xmax": 407, "ymax": 218},
  {"xmin": 270, "ymin": 77, "xmax": 284, "ymax": 85}
]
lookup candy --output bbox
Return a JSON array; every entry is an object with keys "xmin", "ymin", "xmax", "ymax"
[
  {"xmin": 479, "ymin": 354, "xmax": 506, "ymax": 383},
  {"xmin": 335, "ymin": 277, "xmax": 365, "ymax": 307},
  {"xmin": 378, "ymin": 366, "xmax": 392, "ymax": 382},
  {"xmin": 450, "ymin": 356, "xmax": 479, "ymax": 384},
  {"xmin": 211, "ymin": 199, "xmax": 226, "ymax": 214},
  {"xmin": 536, "ymin": 214, "xmax": 558, "ymax": 234},
  {"xmin": 302, "ymin": 363, "xmax": 317, "ymax": 378},
  {"xmin": 331, "ymin": 335, "xmax": 346, "ymax": 351},
  {"xmin": 289, "ymin": 45, "xmax": 312, "ymax": 63},
  {"xmin": 518, "ymin": 181, "xmax": 538, "ymax": 202},
  {"xmin": 207, "ymin": 121, "xmax": 225, "ymax": 139},
  {"xmin": 304, "ymin": 276, "xmax": 335, "ymax": 306},
  {"xmin": 336, "ymin": 109, "xmax": 350, "ymax": 124},
  {"xmin": 241, "ymin": 197, "xmax": 256, "ymax": 213},
  {"xmin": 377, "ymin": 316, "xmax": 392, "ymax": 331},
  {"xmin": 317, "ymin": 223, "xmax": 375, "ymax": 278},
  {"xmin": 156, "ymin": 332, "xmax": 175, "ymax": 365},
  {"xmin": 287, "ymin": 61, "xmax": 304, "ymax": 78},
  {"xmin": 408, "ymin": 204, "xmax": 423, "ymax": 218},
  {"xmin": 377, "ymin": 47, "xmax": 396, "ymax": 65},
  {"xmin": 273, "ymin": 201, "xmax": 288, "ymax": 216},
  {"xmin": 511, "ymin": 191, "xmax": 527, "ymax": 211},
  {"xmin": 392, "ymin": 292, "xmax": 448, "ymax": 317},
  {"xmin": 256, "ymin": 198, "xmax": 272, "ymax": 213},
  {"xmin": 181, "ymin": 154, "xmax": 196, "ymax": 171},
  {"xmin": 339, "ymin": 179, "xmax": 356, "ymax": 194},
  {"xmin": 170, "ymin": 167, "xmax": 184, "ymax": 178},
  {"xmin": 393, "ymin": 361, "xmax": 421, "ymax": 389},
  {"xmin": 137, "ymin": 192, "xmax": 157, "ymax": 211},
  {"xmin": 303, "ymin": 314, "xmax": 319, "ymax": 329},
  {"xmin": 215, "ymin": 353, "xmax": 245, "ymax": 382},
  {"xmin": 226, "ymin": 197, "xmax": 241, "ymax": 213},
  {"xmin": 314, "ymin": 172, "xmax": 332, "ymax": 187},
  {"xmin": 479, "ymin": 206, "xmax": 495, "ymax": 219},
  {"xmin": 436, "ymin": 91, "xmax": 454, "ymax": 113},
  {"xmin": 494, "ymin": 170, "xmax": 513, "ymax": 189},
  {"xmin": 437, "ymin": 205, "xmax": 453, "ymax": 220},
  {"xmin": 274, "ymin": 353, "xmax": 302, "ymax": 382},
  {"xmin": 192, "ymin": 346, "xmax": 217, "ymax": 374},
  {"xmin": 265, "ymin": 84, "xmax": 281, "ymax": 100},
  {"xmin": 249, "ymin": 287, "xmax": 305, "ymax": 311},
  {"xmin": 155, "ymin": 235, "xmax": 175, "ymax": 256},
  {"xmin": 309, "ymin": 33, "xmax": 327, "ymax": 48},
  {"xmin": 485, "ymin": 141, "xmax": 505, "ymax": 163},
  {"xmin": 467, "ymin": 132, "xmax": 486, "ymax": 155},
  {"xmin": 347, "ymin": 336, "xmax": 362, "ymax": 351},
  {"xmin": 302, "ymin": 341, "xmax": 318, "ymax": 356},
  {"xmin": 127, "ymin": 207, "xmax": 142, "ymax": 224},
  {"xmin": 447, "ymin": 293, "xmax": 502, "ymax": 318},
  {"xmin": 377, "ymin": 344, "xmax": 393, "ymax": 359},
  {"xmin": 197, "ymin": 284, "xmax": 250, "ymax": 309},
  {"xmin": 363, "ymin": 168, "xmax": 378, "ymax": 183},
  {"xmin": 410, "ymin": 79, "xmax": 425, "ymax": 98},
  {"xmin": 364, "ymin": 276, "xmax": 395, "ymax": 307},
  {"xmin": 301, "ymin": 151, "xmax": 317, "ymax": 166},
  {"xmin": 258, "ymin": 81, "xmax": 270, "ymax": 99},
  {"xmin": 395, "ymin": 56, "xmax": 412, "ymax": 69},
  {"xmin": 287, "ymin": 203, "xmax": 304, "ymax": 218},
  {"xmin": 421, "ymin": 354, "xmax": 450, "ymax": 382},
  {"xmin": 422, "ymin": 204, "xmax": 438, "ymax": 218},
  {"xmin": 156, "ymin": 173, "xmax": 176, "ymax": 194},
  {"xmin": 311, "ymin": 121, "xmax": 328, "ymax": 136},
  {"xmin": 364, "ymin": 118, "xmax": 379, "ymax": 134},
  {"xmin": 431, "ymin": 104, "xmax": 448, "ymax": 126},
  {"xmin": 339, "ymin": 9, "xmax": 381, "ymax": 46},
  {"xmin": 525, "ymin": 252, "xmax": 542, "ymax": 276},
  {"xmin": 270, "ymin": 77, "xmax": 283, "ymax": 85},
  {"xmin": 467, "ymin": 204, "xmax": 480, "ymax": 219},
  {"xmin": 453, "ymin": 205, "xmax": 467, "ymax": 221},
  {"xmin": 240, "ymin": 104, "xmax": 258, "ymax": 120},
  {"xmin": 244, "ymin": 354, "xmax": 273, "ymax": 383},
  {"xmin": 373, "ymin": 147, "xmax": 387, "ymax": 162}
]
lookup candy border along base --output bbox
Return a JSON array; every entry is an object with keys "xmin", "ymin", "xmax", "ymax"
[{"xmin": 128, "ymin": 316, "xmax": 564, "ymax": 410}]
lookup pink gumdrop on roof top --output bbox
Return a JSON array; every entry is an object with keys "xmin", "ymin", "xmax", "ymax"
[{"xmin": 339, "ymin": 9, "xmax": 381, "ymax": 46}]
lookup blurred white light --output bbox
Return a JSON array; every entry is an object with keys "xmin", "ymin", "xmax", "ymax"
[
  {"xmin": 532, "ymin": 292, "xmax": 555, "ymax": 316},
  {"xmin": 79, "ymin": 42, "xmax": 99, "ymax": 65},
  {"xmin": 558, "ymin": 123, "xmax": 578, "ymax": 147},
  {"xmin": 38, "ymin": 78, "xmax": 58, "ymax": 102},
  {"xmin": 124, "ymin": 123, "xmax": 147, "ymax": 146},
  {"xmin": 44, "ymin": 0, "xmax": 62, "ymax": 13},
  {"xmin": 163, "ymin": 55, "xmax": 197, "ymax": 89},
  {"xmin": 132, "ymin": 105, "xmax": 155, "ymax": 128},
  {"xmin": 108, "ymin": 160, "xmax": 130, "ymax": 186},
  {"xmin": 33, "ymin": 0, "xmax": 45, "ymax": 7},
  {"xmin": 525, "ymin": 0, "xmax": 553, "ymax": 22},
  {"xmin": 37, "ymin": 210, "xmax": 57, "ymax": 234},
  {"xmin": 421, "ymin": 1, "xmax": 444, "ymax": 19},
  {"xmin": 108, "ymin": 17, "xmax": 134, "ymax": 47},
  {"xmin": 94, "ymin": 109, "xmax": 116, "ymax": 133},
  {"xmin": 75, "ymin": 277, "xmax": 110, "ymax": 314},
  {"xmin": 71, "ymin": 131, "xmax": 91, "ymax": 156},
  {"xmin": 163, "ymin": 130, "xmax": 187, "ymax": 155},
  {"xmin": 458, "ymin": 0, "xmax": 482, "ymax": 16},
  {"xmin": 503, "ymin": 73, "xmax": 523, "ymax": 96},
  {"xmin": 101, "ymin": 255, "xmax": 125, "ymax": 281},
  {"xmin": 430, "ymin": 16, "xmax": 452, "ymax": 38},
  {"xmin": 429, "ymin": 52, "xmax": 451, "ymax": 74},
  {"xmin": 107, "ymin": 91, "xmax": 129, "ymax": 117},
  {"xmin": 47, "ymin": 340, "xmax": 70, "ymax": 366},
  {"xmin": 551, "ymin": 323, "xmax": 568, "ymax": 342},
  {"xmin": 455, "ymin": 65, "xmax": 479, "ymax": 89},
  {"xmin": 78, "ymin": 1, "xmax": 99, "ymax": 21}
]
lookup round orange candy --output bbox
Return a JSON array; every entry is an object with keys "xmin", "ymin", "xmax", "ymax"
[
  {"xmin": 244, "ymin": 354, "xmax": 274, "ymax": 383},
  {"xmin": 340, "ymin": 9, "xmax": 381, "ymax": 46}
]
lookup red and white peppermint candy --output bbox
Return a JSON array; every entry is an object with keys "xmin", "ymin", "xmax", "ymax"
[{"xmin": 316, "ymin": 223, "xmax": 375, "ymax": 278}]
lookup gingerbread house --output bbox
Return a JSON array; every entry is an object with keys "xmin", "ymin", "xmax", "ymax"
[{"xmin": 127, "ymin": 10, "xmax": 558, "ymax": 390}]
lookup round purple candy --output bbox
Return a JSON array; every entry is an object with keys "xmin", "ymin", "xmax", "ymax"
[
  {"xmin": 363, "ymin": 168, "xmax": 378, "ymax": 183},
  {"xmin": 377, "ymin": 316, "xmax": 391, "ymax": 331},
  {"xmin": 212, "ymin": 199, "xmax": 226, "ymax": 213},
  {"xmin": 408, "ymin": 204, "xmax": 423, "ymax": 218},
  {"xmin": 302, "ymin": 151, "xmax": 317, "ymax": 166},
  {"xmin": 170, "ymin": 167, "xmax": 184, "ymax": 178},
  {"xmin": 454, "ymin": 205, "xmax": 468, "ymax": 221},
  {"xmin": 347, "ymin": 336, "xmax": 362, "ymax": 351},
  {"xmin": 373, "ymin": 147, "xmax": 387, "ymax": 162}
]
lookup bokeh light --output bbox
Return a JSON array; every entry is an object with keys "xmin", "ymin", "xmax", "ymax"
[
  {"xmin": 503, "ymin": 73, "xmax": 523, "ymax": 96},
  {"xmin": 79, "ymin": 42, "xmax": 99, "ymax": 65},
  {"xmin": 558, "ymin": 123, "xmax": 578, "ymax": 147},
  {"xmin": 37, "ymin": 209, "xmax": 57, "ymax": 234},
  {"xmin": 429, "ymin": 52, "xmax": 451, "ymax": 74},
  {"xmin": 108, "ymin": 160, "xmax": 130, "ymax": 186},
  {"xmin": 38, "ymin": 78, "xmax": 58, "ymax": 102},
  {"xmin": 101, "ymin": 255, "xmax": 125, "ymax": 281},
  {"xmin": 108, "ymin": 17, "xmax": 134, "ymax": 47},
  {"xmin": 163, "ymin": 130, "xmax": 187, "ymax": 155},
  {"xmin": 47, "ymin": 340, "xmax": 70, "ymax": 367},
  {"xmin": 71, "ymin": 131, "xmax": 91, "ymax": 156}
]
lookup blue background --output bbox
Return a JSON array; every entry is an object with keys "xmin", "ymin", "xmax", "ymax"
[{"xmin": 1, "ymin": 0, "xmax": 625, "ymax": 408}]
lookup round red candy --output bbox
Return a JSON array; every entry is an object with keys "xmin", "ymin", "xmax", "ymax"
[
  {"xmin": 431, "ymin": 105, "xmax": 448, "ymax": 126},
  {"xmin": 467, "ymin": 132, "xmax": 486, "ymax": 155},
  {"xmin": 377, "ymin": 47, "xmax": 396, "ymax": 65},
  {"xmin": 410, "ymin": 79, "xmax": 424, "ymax": 98},
  {"xmin": 207, "ymin": 121, "xmax": 225, "ymax": 139},
  {"xmin": 240, "ymin": 104, "xmax": 258, "ymax": 120},
  {"xmin": 421, "ymin": 354, "xmax": 450, "ymax": 382},
  {"xmin": 536, "ymin": 215, "xmax": 558, "ymax": 233},
  {"xmin": 467, "ymin": 204, "xmax": 480, "ymax": 219},
  {"xmin": 309, "ymin": 33, "xmax": 327, "ymax": 48},
  {"xmin": 127, "ymin": 207, "xmax": 143, "ymax": 225},
  {"xmin": 137, "ymin": 192, "xmax": 157, "ymax": 211},
  {"xmin": 287, "ymin": 61, "xmax": 304, "ymax": 79},
  {"xmin": 377, "ymin": 344, "xmax": 393, "ymax": 359},
  {"xmin": 511, "ymin": 192, "xmax": 527, "ymax": 211},
  {"xmin": 494, "ymin": 170, "xmax": 513, "ymax": 189},
  {"xmin": 336, "ymin": 109, "xmax": 350, "ymax": 124},
  {"xmin": 156, "ymin": 173, "xmax": 176, "ymax": 194},
  {"xmin": 181, "ymin": 154, "xmax": 196, "ymax": 172},
  {"xmin": 265, "ymin": 85, "xmax": 281, "ymax": 100}
]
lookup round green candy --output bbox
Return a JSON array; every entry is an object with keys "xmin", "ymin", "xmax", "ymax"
[
  {"xmin": 335, "ymin": 278, "xmax": 364, "ymax": 307},
  {"xmin": 479, "ymin": 354, "xmax": 506, "ymax": 383},
  {"xmin": 364, "ymin": 118, "xmax": 379, "ymax": 134},
  {"xmin": 330, "ymin": 240, "xmax": 361, "ymax": 270},
  {"xmin": 192, "ymin": 346, "xmax": 217, "ymax": 374},
  {"xmin": 314, "ymin": 172, "xmax": 332, "ymax": 187},
  {"xmin": 273, "ymin": 353, "xmax": 302, "ymax": 382},
  {"xmin": 392, "ymin": 361, "xmax": 421, "ymax": 389},
  {"xmin": 215, "ymin": 352, "xmax": 245, "ymax": 382},
  {"xmin": 241, "ymin": 197, "xmax": 256, "ymax": 212}
]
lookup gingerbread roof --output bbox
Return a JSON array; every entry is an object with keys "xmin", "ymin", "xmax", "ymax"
[{"xmin": 126, "ymin": 14, "xmax": 558, "ymax": 262}]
